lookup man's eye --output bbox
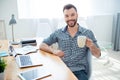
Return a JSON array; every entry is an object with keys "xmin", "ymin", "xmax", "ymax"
[
  {"xmin": 71, "ymin": 13, "xmax": 75, "ymax": 17},
  {"xmin": 65, "ymin": 15, "xmax": 69, "ymax": 18}
]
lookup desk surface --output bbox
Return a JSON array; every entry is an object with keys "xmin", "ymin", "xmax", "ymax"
[{"xmin": 0, "ymin": 40, "xmax": 78, "ymax": 80}]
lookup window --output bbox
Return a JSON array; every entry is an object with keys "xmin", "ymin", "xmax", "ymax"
[
  {"xmin": 17, "ymin": 0, "xmax": 91, "ymax": 19},
  {"xmin": 0, "ymin": 20, "xmax": 6, "ymax": 39}
]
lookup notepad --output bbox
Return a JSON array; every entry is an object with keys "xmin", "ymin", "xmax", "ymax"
[
  {"xmin": 0, "ymin": 51, "xmax": 9, "ymax": 57},
  {"xmin": 18, "ymin": 67, "xmax": 51, "ymax": 80}
]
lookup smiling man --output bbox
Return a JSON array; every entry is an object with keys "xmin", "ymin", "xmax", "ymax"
[{"xmin": 39, "ymin": 4, "xmax": 101, "ymax": 80}]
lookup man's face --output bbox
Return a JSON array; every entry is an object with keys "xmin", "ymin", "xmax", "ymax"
[{"xmin": 63, "ymin": 8, "xmax": 78, "ymax": 27}]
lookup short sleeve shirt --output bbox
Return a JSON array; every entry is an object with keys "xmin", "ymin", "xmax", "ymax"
[{"xmin": 43, "ymin": 24, "xmax": 99, "ymax": 72}]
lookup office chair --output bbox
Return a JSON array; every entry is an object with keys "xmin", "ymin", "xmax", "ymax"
[{"xmin": 86, "ymin": 50, "xmax": 92, "ymax": 80}]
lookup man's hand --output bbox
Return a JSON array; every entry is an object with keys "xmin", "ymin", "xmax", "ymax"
[
  {"xmin": 85, "ymin": 38, "xmax": 94, "ymax": 48},
  {"xmin": 86, "ymin": 38, "xmax": 101, "ymax": 58},
  {"xmin": 53, "ymin": 50, "xmax": 64, "ymax": 57}
]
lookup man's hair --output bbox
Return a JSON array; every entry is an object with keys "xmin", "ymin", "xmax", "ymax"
[{"xmin": 63, "ymin": 4, "xmax": 77, "ymax": 12}]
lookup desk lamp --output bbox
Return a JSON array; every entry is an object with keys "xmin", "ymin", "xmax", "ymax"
[{"xmin": 9, "ymin": 14, "xmax": 18, "ymax": 45}]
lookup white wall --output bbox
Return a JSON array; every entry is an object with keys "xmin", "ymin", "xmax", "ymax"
[
  {"xmin": 0, "ymin": 0, "xmax": 18, "ymax": 40},
  {"xmin": 0, "ymin": 0, "xmax": 120, "ymax": 46},
  {"xmin": 88, "ymin": 0, "xmax": 120, "ymax": 16},
  {"xmin": 0, "ymin": 0, "xmax": 36, "ymax": 40},
  {"xmin": 86, "ymin": 15, "xmax": 113, "ymax": 46}
]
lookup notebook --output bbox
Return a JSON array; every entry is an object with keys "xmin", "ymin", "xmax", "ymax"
[
  {"xmin": 15, "ymin": 53, "xmax": 42, "ymax": 68},
  {"xmin": 18, "ymin": 67, "xmax": 51, "ymax": 80}
]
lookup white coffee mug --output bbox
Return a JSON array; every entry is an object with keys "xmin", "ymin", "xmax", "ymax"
[{"xmin": 77, "ymin": 36, "xmax": 86, "ymax": 48}]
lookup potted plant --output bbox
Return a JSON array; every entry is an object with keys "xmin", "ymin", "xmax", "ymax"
[{"xmin": 0, "ymin": 57, "xmax": 7, "ymax": 79}]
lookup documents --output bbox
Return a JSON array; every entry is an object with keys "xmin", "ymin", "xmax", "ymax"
[
  {"xmin": 14, "ymin": 46, "xmax": 37, "ymax": 54},
  {"xmin": 9, "ymin": 45, "xmax": 37, "ymax": 57}
]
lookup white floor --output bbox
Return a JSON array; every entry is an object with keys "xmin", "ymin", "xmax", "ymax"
[{"xmin": 91, "ymin": 49, "xmax": 120, "ymax": 80}]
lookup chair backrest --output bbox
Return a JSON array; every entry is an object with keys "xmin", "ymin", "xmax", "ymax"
[
  {"xmin": 87, "ymin": 50, "xmax": 92, "ymax": 80},
  {"xmin": 36, "ymin": 23, "xmax": 52, "ymax": 38}
]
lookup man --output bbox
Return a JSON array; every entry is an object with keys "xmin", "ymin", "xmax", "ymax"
[{"xmin": 39, "ymin": 4, "xmax": 101, "ymax": 80}]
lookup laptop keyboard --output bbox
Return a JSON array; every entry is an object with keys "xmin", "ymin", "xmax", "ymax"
[{"xmin": 20, "ymin": 55, "xmax": 32, "ymax": 66}]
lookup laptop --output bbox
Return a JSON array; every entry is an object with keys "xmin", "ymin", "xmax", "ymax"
[
  {"xmin": 9, "ymin": 45, "xmax": 42, "ymax": 68},
  {"xmin": 15, "ymin": 53, "xmax": 43, "ymax": 68}
]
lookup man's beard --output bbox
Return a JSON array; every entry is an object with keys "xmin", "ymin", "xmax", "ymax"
[{"xmin": 66, "ymin": 19, "xmax": 77, "ymax": 27}]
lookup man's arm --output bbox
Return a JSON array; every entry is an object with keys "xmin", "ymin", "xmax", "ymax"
[
  {"xmin": 39, "ymin": 43, "xmax": 54, "ymax": 54},
  {"xmin": 86, "ymin": 38, "xmax": 101, "ymax": 58},
  {"xmin": 39, "ymin": 43, "xmax": 64, "ymax": 57}
]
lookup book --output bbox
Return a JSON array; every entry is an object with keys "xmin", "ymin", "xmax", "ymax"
[
  {"xmin": 18, "ymin": 67, "xmax": 51, "ymax": 80},
  {"xmin": 20, "ymin": 39, "xmax": 37, "ymax": 47}
]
